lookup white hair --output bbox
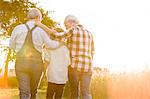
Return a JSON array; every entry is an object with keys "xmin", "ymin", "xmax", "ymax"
[
  {"xmin": 64, "ymin": 15, "xmax": 79, "ymax": 24},
  {"xmin": 27, "ymin": 8, "xmax": 42, "ymax": 21}
]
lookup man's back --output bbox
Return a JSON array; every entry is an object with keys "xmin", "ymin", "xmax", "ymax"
[
  {"xmin": 69, "ymin": 25, "xmax": 93, "ymax": 57},
  {"xmin": 67, "ymin": 25, "xmax": 95, "ymax": 72},
  {"xmin": 10, "ymin": 20, "xmax": 60, "ymax": 53}
]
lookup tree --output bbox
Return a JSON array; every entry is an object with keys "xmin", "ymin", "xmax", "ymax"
[{"xmin": 0, "ymin": 0, "xmax": 56, "ymax": 87}]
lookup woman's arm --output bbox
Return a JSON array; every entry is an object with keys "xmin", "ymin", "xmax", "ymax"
[
  {"xmin": 46, "ymin": 41, "xmax": 66, "ymax": 50},
  {"xmin": 35, "ymin": 21, "xmax": 57, "ymax": 35}
]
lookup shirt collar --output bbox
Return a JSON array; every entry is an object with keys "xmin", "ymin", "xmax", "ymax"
[
  {"xmin": 26, "ymin": 20, "xmax": 35, "ymax": 29},
  {"xmin": 77, "ymin": 24, "xmax": 83, "ymax": 27}
]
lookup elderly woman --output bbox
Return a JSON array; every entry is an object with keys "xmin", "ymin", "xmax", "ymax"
[{"xmin": 9, "ymin": 8, "xmax": 62, "ymax": 99}]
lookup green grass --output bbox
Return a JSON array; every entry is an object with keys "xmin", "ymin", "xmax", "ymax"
[
  {"xmin": 0, "ymin": 89, "xmax": 46, "ymax": 99},
  {"xmin": 0, "ymin": 88, "xmax": 70, "ymax": 99},
  {"xmin": 0, "ymin": 78, "xmax": 71, "ymax": 99},
  {"xmin": 0, "ymin": 83, "xmax": 71, "ymax": 99}
]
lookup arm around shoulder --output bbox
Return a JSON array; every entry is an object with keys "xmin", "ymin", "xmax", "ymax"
[{"xmin": 40, "ymin": 28, "xmax": 60, "ymax": 49}]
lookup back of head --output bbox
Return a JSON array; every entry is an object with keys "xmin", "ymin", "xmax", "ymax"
[
  {"xmin": 27, "ymin": 8, "xmax": 42, "ymax": 21},
  {"xmin": 64, "ymin": 15, "xmax": 79, "ymax": 24}
]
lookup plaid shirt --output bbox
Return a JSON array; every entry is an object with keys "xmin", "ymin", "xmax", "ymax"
[
  {"xmin": 54, "ymin": 25, "xmax": 94, "ymax": 72},
  {"xmin": 54, "ymin": 25, "xmax": 95, "ymax": 72}
]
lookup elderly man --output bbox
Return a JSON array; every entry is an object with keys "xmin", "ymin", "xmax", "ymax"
[
  {"xmin": 35, "ymin": 15, "xmax": 95, "ymax": 99},
  {"xmin": 9, "ymin": 8, "xmax": 61, "ymax": 99},
  {"xmin": 64, "ymin": 15, "xmax": 95, "ymax": 99}
]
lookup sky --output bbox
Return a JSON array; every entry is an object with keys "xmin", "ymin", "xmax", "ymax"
[
  {"xmin": 1, "ymin": 0, "xmax": 150, "ymax": 73},
  {"xmin": 33, "ymin": 0, "xmax": 150, "ymax": 73}
]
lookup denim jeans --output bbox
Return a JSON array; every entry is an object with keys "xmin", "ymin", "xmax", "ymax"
[
  {"xmin": 15, "ymin": 58, "xmax": 43, "ymax": 99},
  {"xmin": 68, "ymin": 66, "xmax": 92, "ymax": 99}
]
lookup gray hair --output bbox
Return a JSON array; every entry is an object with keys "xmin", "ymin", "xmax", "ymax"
[
  {"xmin": 64, "ymin": 15, "xmax": 79, "ymax": 24},
  {"xmin": 27, "ymin": 8, "xmax": 42, "ymax": 20}
]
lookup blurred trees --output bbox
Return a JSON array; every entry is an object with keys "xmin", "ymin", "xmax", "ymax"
[{"xmin": 0, "ymin": 0, "xmax": 56, "ymax": 35}]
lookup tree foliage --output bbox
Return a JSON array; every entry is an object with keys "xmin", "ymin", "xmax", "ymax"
[{"xmin": 0, "ymin": 0, "xmax": 56, "ymax": 35}]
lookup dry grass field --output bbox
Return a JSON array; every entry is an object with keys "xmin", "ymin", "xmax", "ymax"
[{"xmin": 0, "ymin": 68, "xmax": 150, "ymax": 99}]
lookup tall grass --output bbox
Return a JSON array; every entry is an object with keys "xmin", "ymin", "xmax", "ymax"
[
  {"xmin": 91, "ymin": 68, "xmax": 150, "ymax": 99},
  {"xmin": 1, "ymin": 68, "xmax": 150, "ymax": 99}
]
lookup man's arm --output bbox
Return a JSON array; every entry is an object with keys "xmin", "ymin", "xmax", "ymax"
[
  {"xmin": 36, "ymin": 22, "xmax": 57, "ymax": 35},
  {"xmin": 35, "ymin": 21, "xmax": 73, "ymax": 39},
  {"xmin": 40, "ymin": 28, "xmax": 64, "ymax": 49},
  {"xmin": 9, "ymin": 26, "xmax": 18, "ymax": 50}
]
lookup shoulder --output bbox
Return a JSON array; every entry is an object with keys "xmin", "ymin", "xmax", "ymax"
[
  {"xmin": 13, "ymin": 24, "xmax": 26, "ymax": 30},
  {"xmin": 85, "ymin": 29, "xmax": 92, "ymax": 35},
  {"xmin": 73, "ymin": 25, "xmax": 88, "ymax": 33},
  {"xmin": 12, "ymin": 24, "xmax": 27, "ymax": 34},
  {"xmin": 34, "ymin": 26, "xmax": 47, "ymax": 33},
  {"xmin": 33, "ymin": 26, "xmax": 49, "ymax": 37},
  {"xmin": 79, "ymin": 25, "xmax": 92, "ymax": 35}
]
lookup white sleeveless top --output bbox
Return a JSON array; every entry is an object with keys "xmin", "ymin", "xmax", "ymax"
[{"xmin": 45, "ymin": 45, "xmax": 70, "ymax": 84}]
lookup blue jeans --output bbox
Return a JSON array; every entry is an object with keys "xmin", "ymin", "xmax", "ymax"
[
  {"xmin": 15, "ymin": 58, "xmax": 43, "ymax": 99},
  {"xmin": 68, "ymin": 66, "xmax": 92, "ymax": 99}
]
